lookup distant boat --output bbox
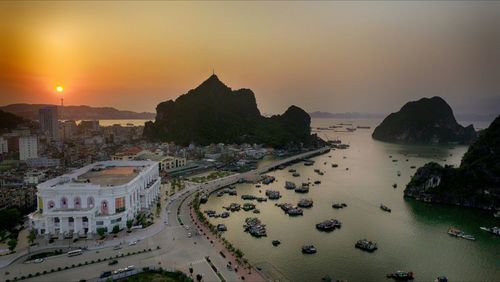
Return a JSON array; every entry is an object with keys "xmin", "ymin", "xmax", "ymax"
[{"xmin": 380, "ymin": 204, "xmax": 391, "ymax": 213}]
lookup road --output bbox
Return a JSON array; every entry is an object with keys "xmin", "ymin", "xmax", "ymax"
[{"xmin": 0, "ymin": 147, "xmax": 329, "ymax": 282}]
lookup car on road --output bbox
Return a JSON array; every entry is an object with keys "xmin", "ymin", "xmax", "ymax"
[
  {"xmin": 100, "ymin": 271, "xmax": 112, "ymax": 278},
  {"xmin": 129, "ymin": 241, "xmax": 137, "ymax": 246},
  {"xmin": 185, "ymin": 225, "xmax": 190, "ymax": 230},
  {"xmin": 188, "ymin": 232, "xmax": 192, "ymax": 238},
  {"xmin": 108, "ymin": 259, "xmax": 118, "ymax": 266},
  {"xmin": 34, "ymin": 258, "xmax": 44, "ymax": 263},
  {"xmin": 113, "ymin": 245, "xmax": 122, "ymax": 250}
]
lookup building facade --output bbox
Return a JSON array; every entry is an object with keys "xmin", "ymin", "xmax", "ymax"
[
  {"xmin": 19, "ymin": 136, "xmax": 38, "ymax": 161},
  {"xmin": 29, "ymin": 160, "xmax": 161, "ymax": 238},
  {"xmin": 39, "ymin": 106, "xmax": 59, "ymax": 140}
]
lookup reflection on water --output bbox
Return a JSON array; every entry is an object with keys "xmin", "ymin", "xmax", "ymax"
[{"xmin": 202, "ymin": 118, "xmax": 499, "ymax": 281}]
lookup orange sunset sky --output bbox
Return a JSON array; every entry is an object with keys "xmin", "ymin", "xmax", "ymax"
[{"xmin": 1, "ymin": 1, "xmax": 499, "ymax": 115}]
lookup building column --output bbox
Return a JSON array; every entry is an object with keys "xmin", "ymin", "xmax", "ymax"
[
  {"xmin": 73, "ymin": 217, "xmax": 81, "ymax": 237},
  {"xmin": 87, "ymin": 217, "xmax": 93, "ymax": 239},
  {"xmin": 58, "ymin": 217, "xmax": 66, "ymax": 239}
]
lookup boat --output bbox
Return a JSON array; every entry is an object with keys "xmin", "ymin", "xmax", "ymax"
[
  {"xmin": 357, "ymin": 126, "xmax": 371, "ymax": 129},
  {"xmin": 265, "ymin": 190, "xmax": 281, "ymax": 200},
  {"xmin": 480, "ymin": 226, "xmax": 500, "ymax": 236},
  {"xmin": 221, "ymin": 212, "xmax": 230, "ymax": 218},
  {"xmin": 292, "ymin": 172, "xmax": 300, "ymax": 177},
  {"xmin": 435, "ymin": 276, "xmax": 448, "ymax": 282},
  {"xmin": 217, "ymin": 224, "xmax": 227, "ymax": 232},
  {"xmin": 332, "ymin": 203, "xmax": 345, "ymax": 209},
  {"xmin": 228, "ymin": 203, "xmax": 241, "ymax": 212},
  {"xmin": 314, "ymin": 180, "xmax": 321, "ymax": 184},
  {"xmin": 287, "ymin": 207, "xmax": 304, "ymax": 216},
  {"xmin": 304, "ymin": 160, "xmax": 315, "ymax": 166},
  {"xmin": 216, "ymin": 191, "xmax": 224, "ymax": 197},
  {"xmin": 297, "ymin": 198, "xmax": 313, "ymax": 208},
  {"xmin": 294, "ymin": 186, "xmax": 309, "ymax": 193},
  {"xmin": 393, "ymin": 183, "xmax": 397, "ymax": 188},
  {"xmin": 262, "ymin": 176, "xmax": 276, "ymax": 185},
  {"xmin": 447, "ymin": 228, "xmax": 462, "ymax": 237},
  {"xmin": 380, "ymin": 204, "xmax": 391, "ymax": 212},
  {"xmin": 288, "ymin": 169, "xmax": 296, "ymax": 173},
  {"xmin": 494, "ymin": 211, "xmax": 500, "ymax": 218},
  {"xmin": 316, "ymin": 219, "xmax": 341, "ymax": 231},
  {"xmin": 397, "ymin": 171, "xmax": 401, "ymax": 176},
  {"xmin": 255, "ymin": 184, "xmax": 261, "ymax": 188},
  {"xmin": 272, "ymin": 240, "xmax": 281, "ymax": 246},
  {"xmin": 386, "ymin": 271, "xmax": 414, "ymax": 280},
  {"xmin": 461, "ymin": 234, "xmax": 476, "ymax": 241},
  {"xmin": 331, "ymin": 164, "xmax": 338, "ymax": 168},
  {"xmin": 410, "ymin": 166, "xmax": 416, "ymax": 169},
  {"xmin": 301, "ymin": 245, "xmax": 317, "ymax": 254},
  {"xmin": 355, "ymin": 239, "xmax": 378, "ymax": 252},
  {"xmin": 285, "ymin": 181, "xmax": 296, "ymax": 190},
  {"xmin": 253, "ymin": 209, "xmax": 260, "ymax": 214},
  {"xmin": 244, "ymin": 217, "xmax": 267, "ymax": 237},
  {"xmin": 242, "ymin": 203, "xmax": 256, "ymax": 211}
]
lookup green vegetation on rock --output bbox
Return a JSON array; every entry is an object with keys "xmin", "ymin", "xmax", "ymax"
[
  {"xmin": 144, "ymin": 74, "xmax": 323, "ymax": 148},
  {"xmin": 405, "ymin": 115, "xmax": 500, "ymax": 209}
]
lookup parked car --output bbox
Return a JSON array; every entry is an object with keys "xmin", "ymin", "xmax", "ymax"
[
  {"xmin": 108, "ymin": 260, "xmax": 118, "ymax": 266},
  {"xmin": 128, "ymin": 241, "xmax": 137, "ymax": 246},
  {"xmin": 34, "ymin": 258, "xmax": 44, "ymax": 263}
]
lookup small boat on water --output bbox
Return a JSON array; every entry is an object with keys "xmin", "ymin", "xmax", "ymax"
[
  {"xmin": 288, "ymin": 169, "xmax": 296, "ymax": 173},
  {"xmin": 480, "ymin": 226, "xmax": 500, "ymax": 236},
  {"xmin": 448, "ymin": 228, "xmax": 476, "ymax": 240},
  {"xmin": 301, "ymin": 245, "xmax": 317, "ymax": 254},
  {"xmin": 386, "ymin": 271, "xmax": 414, "ymax": 280},
  {"xmin": 393, "ymin": 183, "xmax": 397, "ymax": 188},
  {"xmin": 314, "ymin": 180, "xmax": 321, "ymax": 184},
  {"xmin": 355, "ymin": 239, "xmax": 377, "ymax": 252},
  {"xmin": 253, "ymin": 209, "xmax": 260, "ymax": 214},
  {"xmin": 316, "ymin": 219, "xmax": 341, "ymax": 231},
  {"xmin": 332, "ymin": 203, "xmax": 347, "ymax": 209},
  {"xmin": 435, "ymin": 276, "xmax": 448, "ymax": 282},
  {"xmin": 304, "ymin": 160, "xmax": 315, "ymax": 166},
  {"xmin": 298, "ymin": 198, "xmax": 313, "ymax": 208},
  {"xmin": 287, "ymin": 208, "xmax": 304, "ymax": 216},
  {"xmin": 272, "ymin": 240, "xmax": 281, "ymax": 246},
  {"xmin": 295, "ymin": 184, "xmax": 310, "ymax": 193},
  {"xmin": 242, "ymin": 203, "xmax": 256, "ymax": 211},
  {"xmin": 285, "ymin": 181, "xmax": 296, "ymax": 190},
  {"xmin": 292, "ymin": 172, "xmax": 300, "ymax": 177},
  {"xmin": 380, "ymin": 204, "xmax": 391, "ymax": 213},
  {"xmin": 410, "ymin": 166, "xmax": 416, "ymax": 169},
  {"xmin": 255, "ymin": 184, "xmax": 261, "ymax": 188},
  {"xmin": 331, "ymin": 164, "xmax": 338, "ymax": 168},
  {"xmin": 216, "ymin": 191, "xmax": 224, "ymax": 197}
]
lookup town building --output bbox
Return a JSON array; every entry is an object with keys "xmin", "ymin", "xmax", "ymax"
[
  {"xmin": 19, "ymin": 135, "xmax": 38, "ymax": 161},
  {"xmin": 0, "ymin": 137, "xmax": 7, "ymax": 154},
  {"xmin": 39, "ymin": 106, "xmax": 59, "ymax": 140},
  {"xmin": 28, "ymin": 160, "xmax": 161, "ymax": 238}
]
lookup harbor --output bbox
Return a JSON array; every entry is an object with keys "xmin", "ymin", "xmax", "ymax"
[{"xmin": 199, "ymin": 118, "xmax": 500, "ymax": 281}]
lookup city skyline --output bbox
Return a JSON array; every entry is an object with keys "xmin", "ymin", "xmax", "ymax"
[{"xmin": 1, "ymin": 1, "xmax": 499, "ymax": 115}]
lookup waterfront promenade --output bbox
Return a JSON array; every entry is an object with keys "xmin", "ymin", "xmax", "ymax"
[{"xmin": 0, "ymin": 146, "xmax": 329, "ymax": 281}]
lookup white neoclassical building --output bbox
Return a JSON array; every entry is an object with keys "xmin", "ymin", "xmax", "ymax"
[{"xmin": 29, "ymin": 160, "xmax": 161, "ymax": 238}]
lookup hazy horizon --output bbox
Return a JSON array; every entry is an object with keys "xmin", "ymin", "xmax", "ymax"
[{"xmin": 1, "ymin": 1, "xmax": 499, "ymax": 115}]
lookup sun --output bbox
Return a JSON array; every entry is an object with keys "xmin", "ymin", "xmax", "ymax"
[{"xmin": 56, "ymin": 86, "xmax": 64, "ymax": 93}]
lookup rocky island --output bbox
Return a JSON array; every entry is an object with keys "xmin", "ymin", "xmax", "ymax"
[
  {"xmin": 372, "ymin": 96, "xmax": 477, "ymax": 144},
  {"xmin": 144, "ymin": 74, "xmax": 323, "ymax": 148},
  {"xmin": 404, "ymin": 115, "xmax": 500, "ymax": 210}
]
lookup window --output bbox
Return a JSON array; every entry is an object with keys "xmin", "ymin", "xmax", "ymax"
[
  {"xmin": 60, "ymin": 197, "xmax": 68, "ymax": 209},
  {"xmin": 74, "ymin": 197, "xmax": 81, "ymax": 209},
  {"xmin": 96, "ymin": 221, "xmax": 103, "ymax": 225},
  {"xmin": 100, "ymin": 200, "xmax": 108, "ymax": 215},
  {"xmin": 115, "ymin": 197, "xmax": 125, "ymax": 213},
  {"xmin": 48, "ymin": 200, "xmax": 55, "ymax": 209}
]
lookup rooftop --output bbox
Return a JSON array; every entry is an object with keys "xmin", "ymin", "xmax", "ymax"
[{"xmin": 77, "ymin": 166, "xmax": 140, "ymax": 186}]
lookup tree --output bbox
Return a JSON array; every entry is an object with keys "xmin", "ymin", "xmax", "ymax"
[
  {"xmin": 126, "ymin": 220, "xmax": 133, "ymax": 231},
  {"xmin": 7, "ymin": 239, "xmax": 17, "ymax": 251},
  {"xmin": 96, "ymin": 227, "xmax": 107, "ymax": 238},
  {"xmin": 112, "ymin": 225, "xmax": 120, "ymax": 235},
  {"xmin": 27, "ymin": 230, "xmax": 36, "ymax": 245},
  {"xmin": 196, "ymin": 274, "xmax": 203, "ymax": 282}
]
